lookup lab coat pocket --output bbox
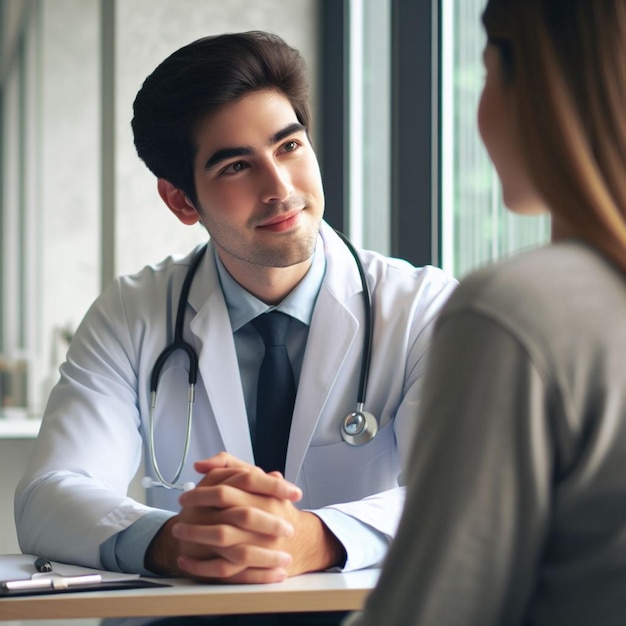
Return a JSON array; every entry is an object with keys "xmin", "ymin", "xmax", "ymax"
[{"xmin": 299, "ymin": 419, "xmax": 398, "ymax": 509}]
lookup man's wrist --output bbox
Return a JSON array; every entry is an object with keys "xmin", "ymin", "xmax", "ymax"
[
  {"xmin": 289, "ymin": 511, "xmax": 346, "ymax": 575},
  {"xmin": 320, "ymin": 517, "xmax": 347, "ymax": 569},
  {"xmin": 144, "ymin": 516, "xmax": 180, "ymax": 575}
]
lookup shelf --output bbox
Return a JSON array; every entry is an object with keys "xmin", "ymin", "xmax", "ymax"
[{"xmin": 0, "ymin": 417, "xmax": 41, "ymax": 438}]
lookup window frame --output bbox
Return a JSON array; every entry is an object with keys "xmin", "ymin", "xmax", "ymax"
[{"xmin": 319, "ymin": 0, "xmax": 441, "ymax": 266}]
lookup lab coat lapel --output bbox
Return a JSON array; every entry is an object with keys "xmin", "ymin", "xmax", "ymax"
[
  {"xmin": 187, "ymin": 245, "xmax": 254, "ymax": 463},
  {"xmin": 285, "ymin": 226, "xmax": 362, "ymax": 480}
]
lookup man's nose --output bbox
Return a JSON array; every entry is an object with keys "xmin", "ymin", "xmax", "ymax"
[{"xmin": 260, "ymin": 161, "xmax": 293, "ymax": 204}]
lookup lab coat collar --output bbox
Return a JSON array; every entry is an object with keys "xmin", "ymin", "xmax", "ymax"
[
  {"xmin": 187, "ymin": 244, "xmax": 255, "ymax": 462},
  {"xmin": 317, "ymin": 221, "xmax": 363, "ymax": 301}
]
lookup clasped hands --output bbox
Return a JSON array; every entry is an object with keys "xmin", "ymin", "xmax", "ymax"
[{"xmin": 147, "ymin": 452, "xmax": 345, "ymax": 584}]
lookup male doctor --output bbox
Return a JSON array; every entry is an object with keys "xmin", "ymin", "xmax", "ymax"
[{"xmin": 15, "ymin": 31, "xmax": 456, "ymax": 625}]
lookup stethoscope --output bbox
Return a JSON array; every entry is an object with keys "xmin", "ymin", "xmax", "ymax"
[{"xmin": 143, "ymin": 232, "xmax": 378, "ymax": 491}]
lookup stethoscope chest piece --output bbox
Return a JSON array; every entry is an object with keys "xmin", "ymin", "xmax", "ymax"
[{"xmin": 342, "ymin": 406, "xmax": 378, "ymax": 446}]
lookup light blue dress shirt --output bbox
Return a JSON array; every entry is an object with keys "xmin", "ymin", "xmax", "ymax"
[
  {"xmin": 101, "ymin": 238, "xmax": 387, "ymax": 574},
  {"xmin": 217, "ymin": 239, "xmax": 325, "ymax": 435}
]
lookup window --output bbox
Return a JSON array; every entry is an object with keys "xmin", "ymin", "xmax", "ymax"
[
  {"xmin": 318, "ymin": 0, "xmax": 392, "ymax": 255},
  {"xmin": 0, "ymin": 2, "xmax": 40, "ymax": 414},
  {"xmin": 349, "ymin": 0, "xmax": 392, "ymax": 253},
  {"xmin": 440, "ymin": 0, "xmax": 550, "ymax": 278}
]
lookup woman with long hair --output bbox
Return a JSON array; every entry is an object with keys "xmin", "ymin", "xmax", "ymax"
[{"xmin": 344, "ymin": 1, "xmax": 626, "ymax": 624}]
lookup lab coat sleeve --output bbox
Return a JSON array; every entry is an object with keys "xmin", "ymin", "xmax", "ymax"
[
  {"xmin": 14, "ymin": 278, "xmax": 158, "ymax": 569},
  {"xmin": 314, "ymin": 490, "xmax": 403, "ymax": 571},
  {"xmin": 344, "ymin": 310, "xmax": 553, "ymax": 626}
]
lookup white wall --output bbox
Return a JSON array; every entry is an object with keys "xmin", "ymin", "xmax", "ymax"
[{"xmin": 38, "ymin": 0, "xmax": 101, "ymax": 413}]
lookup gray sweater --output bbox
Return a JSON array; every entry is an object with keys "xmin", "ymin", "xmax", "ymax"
[{"xmin": 345, "ymin": 241, "xmax": 626, "ymax": 626}]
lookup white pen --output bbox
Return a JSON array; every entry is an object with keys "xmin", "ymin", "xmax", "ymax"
[{"xmin": 3, "ymin": 574, "xmax": 103, "ymax": 591}]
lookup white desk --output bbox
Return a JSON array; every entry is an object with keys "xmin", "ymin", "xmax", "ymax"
[{"xmin": 0, "ymin": 568, "xmax": 378, "ymax": 621}]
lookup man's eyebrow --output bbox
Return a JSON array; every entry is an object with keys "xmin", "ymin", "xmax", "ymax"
[
  {"xmin": 204, "ymin": 146, "xmax": 252, "ymax": 171},
  {"xmin": 203, "ymin": 122, "xmax": 307, "ymax": 171},
  {"xmin": 270, "ymin": 122, "xmax": 306, "ymax": 145}
]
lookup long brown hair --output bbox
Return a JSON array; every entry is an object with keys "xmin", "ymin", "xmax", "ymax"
[{"xmin": 483, "ymin": 0, "xmax": 626, "ymax": 273}]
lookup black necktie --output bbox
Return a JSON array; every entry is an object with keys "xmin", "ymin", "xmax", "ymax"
[{"xmin": 251, "ymin": 311, "xmax": 296, "ymax": 474}]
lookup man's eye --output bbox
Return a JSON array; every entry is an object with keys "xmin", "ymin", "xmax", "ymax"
[
  {"xmin": 224, "ymin": 161, "xmax": 247, "ymax": 174},
  {"xmin": 284, "ymin": 141, "xmax": 298, "ymax": 152}
]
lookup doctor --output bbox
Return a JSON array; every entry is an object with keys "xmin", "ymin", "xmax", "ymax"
[{"xmin": 15, "ymin": 31, "xmax": 456, "ymax": 624}]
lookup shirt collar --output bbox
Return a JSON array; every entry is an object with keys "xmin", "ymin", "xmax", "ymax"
[{"xmin": 215, "ymin": 235, "xmax": 326, "ymax": 332}]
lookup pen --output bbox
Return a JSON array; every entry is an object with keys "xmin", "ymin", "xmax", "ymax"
[
  {"xmin": 34, "ymin": 556, "xmax": 53, "ymax": 573},
  {"xmin": 3, "ymin": 574, "xmax": 103, "ymax": 591}
]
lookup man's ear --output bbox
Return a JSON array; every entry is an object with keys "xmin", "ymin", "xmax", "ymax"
[{"xmin": 157, "ymin": 178, "xmax": 201, "ymax": 226}]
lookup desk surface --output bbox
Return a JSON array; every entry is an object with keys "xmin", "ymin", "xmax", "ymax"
[{"xmin": 0, "ymin": 568, "xmax": 378, "ymax": 621}]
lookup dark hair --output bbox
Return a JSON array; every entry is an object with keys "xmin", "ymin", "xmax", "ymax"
[{"xmin": 131, "ymin": 31, "xmax": 311, "ymax": 205}]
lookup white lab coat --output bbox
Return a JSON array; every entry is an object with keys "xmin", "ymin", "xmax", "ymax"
[{"xmin": 15, "ymin": 222, "xmax": 457, "ymax": 570}]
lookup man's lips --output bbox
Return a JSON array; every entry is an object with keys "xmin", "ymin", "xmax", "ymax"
[{"xmin": 257, "ymin": 210, "xmax": 302, "ymax": 231}]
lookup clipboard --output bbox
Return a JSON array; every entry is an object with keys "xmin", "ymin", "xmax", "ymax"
[
  {"xmin": 0, "ymin": 554, "xmax": 170, "ymax": 598},
  {"xmin": 0, "ymin": 576, "xmax": 169, "ymax": 597}
]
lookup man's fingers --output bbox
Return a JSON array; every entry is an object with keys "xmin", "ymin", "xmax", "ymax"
[
  {"xmin": 194, "ymin": 452, "xmax": 253, "ymax": 473},
  {"xmin": 191, "ymin": 467, "xmax": 302, "ymax": 502},
  {"xmin": 179, "ymin": 484, "xmax": 263, "ymax": 509},
  {"xmin": 191, "ymin": 453, "xmax": 302, "ymax": 502},
  {"xmin": 172, "ymin": 509, "xmax": 294, "ymax": 545},
  {"xmin": 177, "ymin": 547, "xmax": 292, "ymax": 582}
]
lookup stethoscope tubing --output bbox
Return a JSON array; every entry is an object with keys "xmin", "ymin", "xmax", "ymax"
[
  {"xmin": 147, "ymin": 245, "xmax": 207, "ymax": 490},
  {"xmin": 149, "ymin": 244, "xmax": 207, "ymax": 394},
  {"xmin": 333, "ymin": 230, "xmax": 373, "ymax": 408}
]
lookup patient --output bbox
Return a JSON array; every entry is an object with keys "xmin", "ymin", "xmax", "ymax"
[{"xmin": 344, "ymin": 0, "xmax": 626, "ymax": 624}]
